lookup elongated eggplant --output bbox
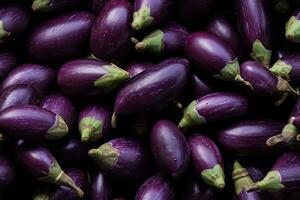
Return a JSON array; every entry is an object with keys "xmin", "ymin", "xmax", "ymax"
[
  {"xmin": 236, "ymin": 0, "xmax": 272, "ymax": 67},
  {"xmin": 135, "ymin": 174, "xmax": 175, "ymax": 200},
  {"xmin": 0, "ymin": 51, "xmax": 17, "ymax": 81},
  {"xmin": 150, "ymin": 120, "xmax": 189, "ymax": 178},
  {"xmin": 190, "ymin": 74, "xmax": 213, "ymax": 99},
  {"xmin": 88, "ymin": 0, "xmax": 110, "ymax": 15},
  {"xmin": 0, "ymin": 153, "xmax": 15, "ymax": 189},
  {"xmin": 124, "ymin": 60, "xmax": 154, "ymax": 78},
  {"xmin": 58, "ymin": 59, "xmax": 129, "ymax": 98},
  {"xmin": 89, "ymin": 138, "xmax": 152, "ymax": 180},
  {"xmin": 285, "ymin": 10, "xmax": 300, "ymax": 43},
  {"xmin": 32, "ymin": 0, "xmax": 82, "ymax": 12},
  {"xmin": 0, "ymin": 84, "xmax": 37, "ymax": 111},
  {"xmin": 78, "ymin": 104, "xmax": 112, "ymax": 143},
  {"xmin": 188, "ymin": 134, "xmax": 225, "ymax": 189},
  {"xmin": 90, "ymin": 0, "xmax": 132, "ymax": 62},
  {"xmin": 178, "ymin": 92, "xmax": 248, "ymax": 130},
  {"xmin": 131, "ymin": 0, "xmax": 173, "ymax": 30},
  {"xmin": 218, "ymin": 120, "xmax": 285, "ymax": 157},
  {"xmin": 12, "ymin": 140, "xmax": 84, "ymax": 197},
  {"xmin": 90, "ymin": 172, "xmax": 112, "ymax": 200},
  {"xmin": 0, "ymin": 64, "xmax": 56, "ymax": 97},
  {"xmin": 0, "ymin": 4, "xmax": 30, "ymax": 42},
  {"xmin": 27, "ymin": 12, "xmax": 94, "ymax": 62},
  {"xmin": 0, "ymin": 105, "xmax": 68, "ymax": 140}
]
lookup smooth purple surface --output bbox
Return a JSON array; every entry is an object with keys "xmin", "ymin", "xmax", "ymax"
[
  {"xmin": 88, "ymin": 0, "xmax": 110, "ymax": 15},
  {"xmin": 180, "ymin": 177, "xmax": 215, "ymax": 200},
  {"xmin": 124, "ymin": 60, "xmax": 154, "ymax": 78},
  {"xmin": 0, "ymin": 154, "xmax": 15, "ymax": 189},
  {"xmin": 190, "ymin": 74, "xmax": 213, "ymax": 99},
  {"xmin": 293, "ymin": 116, "xmax": 300, "ymax": 128},
  {"xmin": 90, "ymin": 171, "xmax": 112, "ymax": 200},
  {"xmin": 280, "ymin": 52, "xmax": 300, "ymax": 83},
  {"xmin": 0, "ymin": 51, "xmax": 17, "ymax": 81},
  {"xmin": 33, "ymin": 0, "xmax": 82, "ymax": 11}
]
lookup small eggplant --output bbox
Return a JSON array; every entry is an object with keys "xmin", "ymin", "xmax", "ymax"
[
  {"xmin": 0, "ymin": 51, "xmax": 17, "ymax": 81},
  {"xmin": 58, "ymin": 59, "xmax": 129, "ymax": 98},
  {"xmin": 88, "ymin": 0, "xmax": 110, "ymax": 15},
  {"xmin": 32, "ymin": 0, "xmax": 82, "ymax": 12},
  {"xmin": 0, "ymin": 153, "xmax": 15, "ymax": 189},
  {"xmin": 178, "ymin": 92, "xmax": 248, "ymax": 130},
  {"xmin": 90, "ymin": 172, "xmax": 112, "ymax": 200},
  {"xmin": 0, "ymin": 105, "xmax": 68, "ymax": 140},
  {"xmin": 190, "ymin": 74, "xmax": 213, "ymax": 99},
  {"xmin": 131, "ymin": 0, "xmax": 173, "ymax": 30},
  {"xmin": 78, "ymin": 104, "xmax": 112, "ymax": 143},
  {"xmin": 285, "ymin": 10, "xmax": 300, "ymax": 43},
  {"xmin": 135, "ymin": 174, "xmax": 175, "ymax": 200},
  {"xmin": 124, "ymin": 60, "xmax": 154, "ymax": 78},
  {"xmin": 188, "ymin": 134, "xmax": 225, "ymax": 189},
  {"xmin": 150, "ymin": 120, "xmax": 190, "ymax": 178},
  {"xmin": 89, "ymin": 138, "xmax": 152, "ymax": 180}
]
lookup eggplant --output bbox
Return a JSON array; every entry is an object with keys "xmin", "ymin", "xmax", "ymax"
[
  {"xmin": 0, "ymin": 105, "xmax": 68, "ymax": 140},
  {"xmin": 131, "ymin": 0, "xmax": 173, "ymax": 30},
  {"xmin": 218, "ymin": 120, "xmax": 285, "ymax": 157},
  {"xmin": 0, "ymin": 51, "xmax": 17, "ymax": 81},
  {"xmin": 90, "ymin": 0, "xmax": 132, "ymax": 62},
  {"xmin": 135, "ymin": 174, "xmax": 175, "ymax": 200},
  {"xmin": 27, "ymin": 12, "xmax": 94, "ymax": 62},
  {"xmin": 150, "ymin": 120, "xmax": 190, "ymax": 178},
  {"xmin": 188, "ymin": 134, "xmax": 225, "ymax": 189},
  {"xmin": 0, "ymin": 64, "xmax": 56, "ymax": 97},
  {"xmin": 90, "ymin": 172, "xmax": 112, "ymax": 200},
  {"xmin": 12, "ymin": 140, "xmax": 84, "ymax": 197},
  {"xmin": 89, "ymin": 138, "xmax": 152, "ymax": 180},
  {"xmin": 178, "ymin": 92, "xmax": 248, "ymax": 130},
  {"xmin": 0, "ymin": 4, "xmax": 30, "ymax": 42},
  {"xmin": 58, "ymin": 59, "xmax": 129, "ymax": 98},
  {"xmin": 0, "ymin": 84, "xmax": 37, "ymax": 112},
  {"xmin": 0, "ymin": 153, "xmax": 15, "ymax": 189},
  {"xmin": 285, "ymin": 10, "xmax": 300, "ymax": 43},
  {"xmin": 41, "ymin": 93, "xmax": 76, "ymax": 130},
  {"xmin": 190, "ymin": 74, "xmax": 213, "ymax": 99},
  {"xmin": 32, "ymin": 0, "xmax": 82, "ymax": 12},
  {"xmin": 88, "ymin": 0, "xmax": 110, "ymax": 15},
  {"xmin": 236, "ymin": 0, "xmax": 272, "ymax": 67},
  {"xmin": 78, "ymin": 104, "xmax": 112, "ymax": 143},
  {"xmin": 124, "ymin": 60, "xmax": 154, "ymax": 78},
  {"xmin": 133, "ymin": 23, "xmax": 189, "ymax": 56}
]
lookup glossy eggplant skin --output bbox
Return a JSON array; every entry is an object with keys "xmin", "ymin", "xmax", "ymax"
[
  {"xmin": 88, "ymin": 0, "xmax": 110, "ymax": 15},
  {"xmin": 150, "ymin": 120, "xmax": 190, "ymax": 178},
  {"xmin": 0, "ymin": 64, "xmax": 56, "ymax": 98},
  {"xmin": 0, "ymin": 51, "xmax": 17, "ymax": 81},
  {"xmin": 32, "ymin": 0, "xmax": 82, "ymax": 12},
  {"xmin": 90, "ymin": 172, "xmax": 112, "ymax": 200},
  {"xmin": 27, "ymin": 12, "xmax": 94, "ymax": 63},
  {"xmin": 190, "ymin": 74, "xmax": 213, "ymax": 99},
  {"xmin": 0, "ymin": 84, "xmax": 37, "ymax": 112},
  {"xmin": 124, "ymin": 60, "xmax": 154, "ymax": 78},
  {"xmin": 0, "ymin": 4, "xmax": 30, "ymax": 42},
  {"xmin": 0, "ymin": 153, "xmax": 15, "ymax": 189},
  {"xmin": 135, "ymin": 174, "xmax": 175, "ymax": 200},
  {"xmin": 90, "ymin": 0, "xmax": 132, "ymax": 62},
  {"xmin": 114, "ymin": 58, "xmax": 189, "ymax": 116}
]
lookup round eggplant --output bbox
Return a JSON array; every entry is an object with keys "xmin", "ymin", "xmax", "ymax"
[
  {"xmin": 285, "ymin": 10, "xmax": 300, "ymax": 43},
  {"xmin": 124, "ymin": 60, "xmax": 154, "ymax": 78},
  {"xmin": 32, "ymin": 0, "xmax": 82, "ymax": 12},
  {"xmin": 0, "ymin": 153, "xmax": 15, "ymax": 189},
  {"xmin": 89, "ymin": 172, "xmax": 112, "ymax": 200},
  {"xmin": 0, "ymin": 51, "xmax": 17, "ymax": 81}
]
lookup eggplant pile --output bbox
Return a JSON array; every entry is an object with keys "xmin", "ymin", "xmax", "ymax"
[{"xmin": 2, "ymin": 0, "xmax": 300, "ymax": 199}]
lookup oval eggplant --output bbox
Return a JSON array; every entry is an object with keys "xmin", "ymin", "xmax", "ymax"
[
  {"xmin": 27, "ymin": 12, "xmax": 94, "ymax": 62},
  {"xmin": 32, "ymin": 0, "xmax": 82, "ymax": 12},
  {"xmin": 88, "ymin": 0, "xmax": 110, "ymax": 15},
  {"xmin": 135, "ymin": 174, "xmax": 175, "ymax": 200},
  {"xmin": 0, "ymin": 105, "xmax": 68, "ymax": 140},
  {"xmin": 90, "ymin": 172, "xmax": 112, "ymax": 200},
  {"xmin": 190, "ymin": 74, "xmax": 213, "ymax": 99},
  {"xmin": 178, "ymin": 92, "xmax": 248, "ymax": 130},
  {"xmin": 0, "ymin": 51, "xmax": 17, "ymax": 81},
  {"xmin": 188, "ymin": 134, "xmax": 225, "ymax": 189},
  {"xmin": 150, "ymin": 120, "xmax": 189, "ymax": 178},
  {"xmin": 124, "ymin": 60, "xmax": 154, "ymax": 78},
  {"xmin": 0, "ymin": 153, "xmax": 15, "ymax": 189},
  {"xmin": 285, "ymin": 10, "xmax": 300, "ymax": 43},
  {"xmin": 57, "ymin": 59, "xmax": 129, "ymax": 98},
  {"xmin": 90, "ymin": 0, "xmax": 132, "ymax": 62}
]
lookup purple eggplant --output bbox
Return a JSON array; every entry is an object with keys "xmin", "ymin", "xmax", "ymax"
[
  {"xmin": 78, "ymin": 104, "xmax": 112, "ymax": 143},
  {"xmin": 236, "ymin": 0, "xmax": 272, "ymax": 67},
  {"xmin": 133, "ymin": 23, "xmax": 189, "ymax": 56},
  {"xmin": 41, "ymin": 93, "xmax": 76, "ymax": 130},
  {"xmin": 190, "ymin": 74, "xmax": 213, "ymax": 99},
  {"xmin": 0, "ymin": 4, "xmax": 30, "ymax": 42},
  {"xmin": 58, "ymin": 59, "xmax": 129, "ymax": 98},
  {"xmin": 88, "ymin": 0, "xmax": 110, "ymax": 15},
  {"xmin": 32, "ymin": 0, "xmax": 82, "ymax": 12},
  {"xmin": 150, "ymin": 120, "xmax": 190, "ymax": 178},
  {"xmin": 0, "ymin": 153, "xmax": 15, "ymax": 189},
  {"xmin": 90, "ymin": 0, "xmax": 132, "ymax": 62},
  {"xmin": 0, "ymin": 51, "xmax": 17, "ymax": 81},
  {"xmin": 218, "ymin": 120, "xmax": 285, "ymax": 157},
  {"xmin": 124, "ymin": 60, "xmax": 154, "ymax": 78},
  {"xmin": 285, "ymin": 10, "xmax": 300, "ymax": 43},
  {"xmin": 0, "ymin": 105, "xmax": 68, "ymax": 140},
  {"xmin": 0, "ymin": 84, "xmax": 37, "ymax": 112},
  {"xmin": 27, "ymin": 12, "xmax": 94, "ymax": 63},
  {"xmin": 135, "ymin": 174, "xmax": 175, "ymax": 200},
  {"xmin": 0, "ymin": 63, "xmax": 56, "ymax": 97},
  {"xmin": 178, "ymin": 92, "xmax": 248, "ymax": 130},
  {"xmin": 88, "ymin": 138, "xmax": 152, "ymax": 180},
  {"xmin": 12, "ymin": 140, "xmax": 84, "ymax": 197},
  {"xmin": 90, "ymin": 172, "xmax": 112, "ymax": 200},
  {"xmin": 188, "ymin": 134, "xmax": 225, "ymax": 189},
  {"xmin": 131, "ymin": 0, "xmax": 173, "ymax": 30}
]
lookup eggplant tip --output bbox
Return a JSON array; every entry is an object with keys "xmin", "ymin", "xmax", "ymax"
[
  {"xmin": 216, "ymin": 179, "xmax": 225, "ymax": 189},
  {"xmin": 131, "ymin": 37, "xmax": 139, "ymax": 44},
  {"xmin": 266, "ymin": 135, "xmax": 282, "ymax": 146},
  {"xmin": 135, "ymin": 42, "xmax": 146, "ymax": 50},
  {"xmin": 297, "ymin": 134, "xmax": 300, "ymax": 141},
  {"xmin": 31, "ymin": 0, "xmax": 49, "ymax": 11},
  {"xmin": 80, "ymin": 128, "xmax": 92, "ymax": 143},
  {"xmin": 56, "ymin": 171, "xmax": 85, "ymax": 198},
  {"xmin": 111, "ymin": 112, "xmax": 117, "ymax": 128},
  {"xmin": 88, "ymin": 149, "xmax": 99, "ymax": 158}
]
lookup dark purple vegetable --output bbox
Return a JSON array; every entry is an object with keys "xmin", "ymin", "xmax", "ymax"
[
  {"xmin": 58, "ymin": 59, "xmax": 129, "ymax": 98},
  {"xmin": 0, "ymin": 84, "xmax": 37, "ymax": 111},
  {"xmin": 188, "ymin": 134, "xmax": 225, "ymax": 189},
  {"xmin": 90, "ymin": 0, "xmax": 132, "ymax": 62},
  {"xmin": 190, "ymin": 74, "xmax": 213, "ymax": 99},
  {"xmin": 0, "ymin": 51, "xmax": 17, "ymax": 81},
  {"xmin": 132, "ymin": 0, "xmax": 173, "ymax": 30},
  {"xmin": 32, "ymin": 0, "xmax": 82, "ymax": 12},
  {"xmin": 0, "ymin": 105, "xmax": 68, "ymax": 140},
  {"xmin": 236, "ymin": 0, "xmax": 272, "ymax": 67},
  {"xmin": 90, "ymin": 172, "xmax": 112, "ymax": 200},
  {"xmin": 27, "ymin": 12, "xmax": 94, "ymax": 62},
  {"xmin": 285, "ymin": 10, "xmax": 300, "ymax": 43},
  {"xmin": 78, "ymin": 104, "xmax": 112, "ymax": 143},
  {"xmin": 88, "ymin": 0, "xmax": 110, "ymax": 15},
  {"xmin": 135, "ymin": 174, "xmax": 175, "ymax": 200},
  {"xmin": 150, "ymin": 120, "xmax": 189, "ymax": 178},
  {"xmin": 178, "ymin": 92, "xmax": 248, "ymax": 130},
  {"xmin": 88, "ymin": 138, "xmax": 152, "ymax": 180},
  {"xmin": 0, "ymin": 153, "xmax": 15, "ymax": 189},
  {"xmin": 0, "ymin": 63, "xmax": 56, "ymax": 97},
  {"xmin": 124, "ymin": 60, "xmax": 154, "ymax": 78}
]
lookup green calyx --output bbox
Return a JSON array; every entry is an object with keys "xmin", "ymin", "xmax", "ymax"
[
  {"xmin": 266, "ymin": 123, "xmax": 299, "ymax": 146},
  {"xmin": 250, "ymin": 40, "xmax": 272, "ymax": 67},
  {"xmin": 178, "ymin": 100, "xmax": 206, "ymax": 130},
  {"xmin": 0, "ymin": 20, "xmax": 9, "ymax": 43},
  {"xmin": 248, "ymin": 170, "xmax": 284, "ymax": 192},
  {"xmin": 131, "ymin": 6, "xmax": 154, "ymax": 30},
  {"xmin": 276, "ymin": 76, "xmax": 299, "ymax": 96},
  {"xmin": 270, "ymin": 59, "xmax": 292, "ymax": 80},
  {"xmin": 232, "ymin": 160, "xmax": 254, "ymax": 195},
  {"xmin": 135, "ymin": 30, "xmax": 164, "ymax": 55},
  {"xmin": 285, "ymin": 16, "xmax": 300, "ymax": 43},
  {"xmin": 46, "ymin": 115, "xmax": 69, "ymax": 140},
  {"xmin": 214, "ymin": 58, "xmax": 241, "ymax": 81},
  {"xmin": 31, "ymin": 0, "xmax": 50, "ymax": 11},
  {"xmin": 79, "ymin": 117, "xmax": 103, "ymax": 143},
  {"xmin": 201, "ymin": 164, "xmax": 225, "ymax": 189}
]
